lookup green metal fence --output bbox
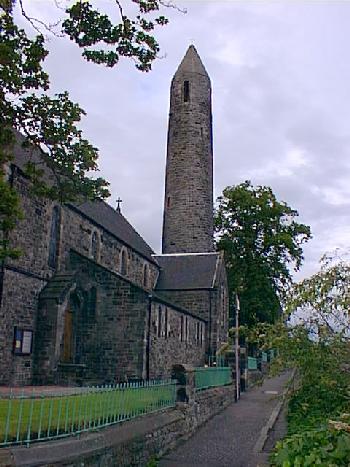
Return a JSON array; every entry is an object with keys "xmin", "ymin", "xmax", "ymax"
[
  {"xmin": 195, "ymin": 367, "xmax": 232, "ymax": 391},
  {"xmin": 247, "ymin": 357, "xmax": 258, "ymax": 370},
  {"xmin": 0, "ymin": 379, "xmax": 176, "ymax": 447}
]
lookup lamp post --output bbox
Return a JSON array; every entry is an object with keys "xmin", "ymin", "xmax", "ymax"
[{"xmin": 235, "ymin": 293, "xmax": 240, "ymax": 401}]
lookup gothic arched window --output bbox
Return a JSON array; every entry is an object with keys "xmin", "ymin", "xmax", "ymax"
[
  {"xmin": 48, "ymin": 206, "xmax": 60, "ymax": 269},
  {"xmin": 157, "ymin": 306, "xmax": 162, "ymax": 338},
  {"xmin": 120, "ymin": 249, "xmax": 128, "ymax": 276},
  {"xmin": 91, "ymin": 231, "xmax": 99, "ymax": 261}
]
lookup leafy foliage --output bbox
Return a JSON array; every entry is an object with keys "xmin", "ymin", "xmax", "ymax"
[
  {"xmin": 0, "ymin": 0, "xmax": 175, "ymax": 260},
  {"xmin": 272, "ymin": 425, "xmax": 350, "ymax": 467},
  {"xmin": 0, "ymin": 7, "xmax": 112, "ymax": 258},
  {"xmin": 286, "ymin": 249, "xmax": 350, "ymax": 334},
  {"xmin": 249, "ymin": 250, "xmax": 350, "ymax": 466},
  {"xmin": 63, "ymin": 0, "xmax": 171, "ymax": 71},
  {"xmin": 215, "ymin": 181, "xmax": 311, "ymax": 326}
]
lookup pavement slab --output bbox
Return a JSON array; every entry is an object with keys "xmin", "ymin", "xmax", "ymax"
[{"xmin": 159, "ymin": 371, "xmax": 292, "ymax": 467}]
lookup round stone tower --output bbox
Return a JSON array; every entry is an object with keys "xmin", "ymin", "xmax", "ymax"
[{"xmin": 162, "ymin": 45, "xmax": 214, "ymax": 254}]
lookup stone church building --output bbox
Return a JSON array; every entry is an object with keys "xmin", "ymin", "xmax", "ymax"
[{"xmin": 0, "ymin": 46, "xmax": 229, "ymax": 386}]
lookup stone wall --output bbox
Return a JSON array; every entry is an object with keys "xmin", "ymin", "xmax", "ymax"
[
  {"xmin": 32, "ymin": 252, "xmax": 208, "ymax": 385},
  {"xmin": 60, "ymin": 206, "xmax": 159, "ymax": 290},
  {"xmin": 0, "ymin": 167, "xmax": 159, "ymax": 385},
  {"xmin": 211, "ymin": 257, "xmax": 229, "ymax": 354},
  {"xmin": 1, "ymin": 382, "xmax": 235, "ymax": 467},
  {"xmin": 148, "ymin": 300, "xmax": 206, "ymax": 379},
  {"xmin": 162, "ymin": 47, "xmax": 214, "ymax": 254},
  {"xmin": 159, "ymin": 289, "xmax": 211, "ymax": 322},
  {"xmin": 0, "ymin": 268, "xmax": 47, "ymax": 385},
  {"xmin": 34, "ymin": 252, "xmax": 149, "ymax": 385},
  {"xmin": 7, "ymin": 169, "xmax": 159, "ymax": 292}
]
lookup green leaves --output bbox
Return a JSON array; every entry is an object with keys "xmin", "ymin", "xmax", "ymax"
[
  {"xmin": 252, "ymin": 251, "xmax": 350, "ymax": 466},
  {"xmin": 63, "ymin": 1, "xmax": 169, "ymax": 72},
  {"xmin": 286, "ymin": 250, "xmax": 350, "ymax": 334},
  {"xmin": 0, "ymin": 14, "xmax": 49, "ymax": 95},
  {"xmin": 0, "ymin": 7, "xmax": 110, "ymax": 260},
  {"xmin": 271, "ymin": 428, "xmax": 350, "ymax": 466},
  {"xmin": 0, "ymin": 1, "xmax": 172, "ymax": 261},
  {"xmin": 215, "ymin": 180, "xmax": 311, "ymax": 326}
]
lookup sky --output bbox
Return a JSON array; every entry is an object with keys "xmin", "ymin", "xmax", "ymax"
[{"xmin": 17, "ymin": 0, "xmax": 350, "ymax": 280}]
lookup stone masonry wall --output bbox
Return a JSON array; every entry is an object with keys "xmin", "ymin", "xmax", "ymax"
[
  {"xmin": 2, "ymin": 384, "xmax": 235, "ymax": 467},
  {"xmin": 0, "ymin": 269, "xmax": 47, "ymax": 385},
  {"xmin": 162, "ymin": 49, "xmax": 214, "ymax": 254},
  {"xmin": 62, "ymin": 252, "xmax": 148, "ymax": 384},
  {"xmin": 158, "ymin": 289, "xmax": 211, "ymax": 321},
  {"xmin": 59, "ymin": 207, "xmax": 159, "ymax": 290},
  {"xmin": 211, "ymin": 258, "xmax": 229, "ymax": 354},
  {"xmin": 149, "ymin": 301, "xmax": 206, "ymax": 379},
  {"xmin": 7, "ymin": 171, "xmax": 159, "ymax": 291},
  {"xmin": 1, "ymin": 168, "xmax": 159, "ymax": 385}
]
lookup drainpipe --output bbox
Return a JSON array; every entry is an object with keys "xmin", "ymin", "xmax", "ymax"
[
  {"xmin": 146, "ymin": 294, "xmax": 152, "ymax": 380},
  {"xmin": 235, "ymin": 293, "xmax": 240, "ymax": 401},
  {"xmin": 0, "ymin": 259, "xmax": 4, "ymax": 311},
  {"xmin": 208, "ymin": 290, "xmax": 212, "ymax": 360}
]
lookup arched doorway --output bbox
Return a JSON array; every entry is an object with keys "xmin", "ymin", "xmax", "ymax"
[{"xmin": 62, "ymin": 306, "xmax": 74, "ymax": 363}]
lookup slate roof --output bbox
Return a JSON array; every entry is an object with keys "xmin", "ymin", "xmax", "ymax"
[
  {"xmin": 69, "ymin": 201, "xmax": 156, "ymax": 263},
  {"xmin": 154, "ymin": 253, "xmax": 219, "ymax": 290},
  {"xmin": 10, "ymin": 131, "xmax": 156, "ymax": 264}
]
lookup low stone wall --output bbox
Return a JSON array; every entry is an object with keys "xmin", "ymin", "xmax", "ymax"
[
  {"xmin": 1, "ymin": 384, "xmax": 235, "ymax": 467},
  {"xmin": 248, "ymin": 369, "xmax": 263, "ymax": 387}
]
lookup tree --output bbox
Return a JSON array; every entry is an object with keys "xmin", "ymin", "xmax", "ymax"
[
  {"xmin": 286, "ymin": 248, "xmax": 350, "ymax": 334},
  {"xmin": 215, "ymin": 180, "xmax": 312, "ymax": 326},
  {"xmin": 0, "ymin": 0, "xmax": 174, "ymax": 259},
  {"xmin": 250, "ymin": 250, "xmax": 350, "ymax": 466}
]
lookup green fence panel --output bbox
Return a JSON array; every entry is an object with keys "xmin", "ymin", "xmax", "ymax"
[
  {"xmin": 208, "ymin": 355, "xmax": 226, "ymax": 367},
  {"xmin": 194, "ymin": 367, "xmax": 232, "ymax": 391},
  {"xmin": 247, "ymin": 357, "xmax": 258, "ymax": 370},
  {"xmin": 0, "ymin": 379, "xmax": 177, "ymax": 448},
  {"xmin": 262, "ymin": 352, "xmax": 268, "ymax": 363}
]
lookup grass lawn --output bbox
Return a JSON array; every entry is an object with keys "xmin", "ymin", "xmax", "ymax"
[{"xmin": 0, "ymin": 383, "xmax": 176, "ymax": 445}]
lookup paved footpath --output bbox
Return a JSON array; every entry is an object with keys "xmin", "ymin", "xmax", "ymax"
[{"xmin": 160, "ymin": 371, "xmax": 292, "ymax": 467}]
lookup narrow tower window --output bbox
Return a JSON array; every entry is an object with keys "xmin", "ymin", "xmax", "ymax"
[
  {"xmin": 157, "ymin": 306, "xmax": 162, "ymax": 337},
  {"xmin": 120, "ymin": 249, "xmax": 128, "ymax": 275},
  {"xmin": 48, "ymin": 206, "xmax": 60, "ymax": 269},
  {"xmin": 91, "ymin": 231, "xmax": 99, "ymax": 261},
  {"xmin": 183, "ymin": 80, "xmax": 190, "ymax": 102}
]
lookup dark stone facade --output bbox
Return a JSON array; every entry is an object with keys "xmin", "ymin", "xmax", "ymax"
[
  {"xmin": 162, "ymin": 46, "xmax": 214, "ymax": 254},
  {"xmin": 155, "ymin": 253, "xmax": 229, "ymax": 356},
  {"xmin": 0, "ymin": 46, "xmax": 229, "ymax": 386}
]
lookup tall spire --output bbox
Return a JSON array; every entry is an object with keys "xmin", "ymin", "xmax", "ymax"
[
  {"xmin": 162, "ymin": 46, "xmax": 214, "ymax": 254},
  {"xmin": 174, "ymin": 45, "xmax": 209, "ymax": 77}
]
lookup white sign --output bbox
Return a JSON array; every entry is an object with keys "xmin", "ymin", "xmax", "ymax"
[{"xmin": 22, "ymin": 331, "xmax": 32, "ymax": 354}]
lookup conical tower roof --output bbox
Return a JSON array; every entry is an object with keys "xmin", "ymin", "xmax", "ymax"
[{"xmin": 174, "ymin": 45, "xmax": 209, "ymax": 77}]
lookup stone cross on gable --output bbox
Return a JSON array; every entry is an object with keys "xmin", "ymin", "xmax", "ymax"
[{"xmin": 116, "ymin": 197, "xmax": 123, "ymax": 213}]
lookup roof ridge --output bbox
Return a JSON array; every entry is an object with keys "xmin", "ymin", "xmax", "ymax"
[
  {"xmin": 153, "ymin": 252, "xmax": 218, "ymax": 257},
  {"xmin": 99, "ymin": 200, "xmax": 156, "ymax": 255}
]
